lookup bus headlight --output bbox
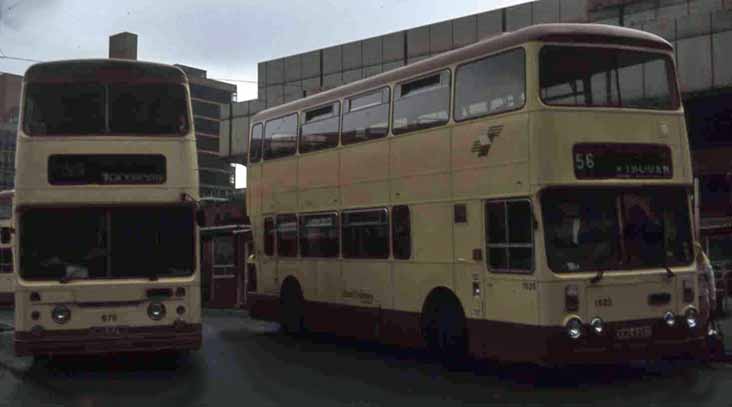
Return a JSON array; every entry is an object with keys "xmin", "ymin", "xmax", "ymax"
[
  {"xmin": 664, "ymin": 311, "xmax": 676, "ymax": 327},
  {"xmin": 590, "ymin": 317, "xmax": 604, "ymax": 335},
  {"xmin": 685, "ymin": 308, "xmax": 699, "ymax": 329},
  {"xmin": 566, "ymin": 318, "xmax": 583, "ymax": 340},
  {"xmin": 51, "ymin": 305, "xmax": 71, "ymax": 325},
  {"xmin": 147, "ymin": 302, "xmax": 166, "ymax": 321}
]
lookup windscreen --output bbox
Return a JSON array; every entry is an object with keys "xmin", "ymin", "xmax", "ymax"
[
  {"xmin": 540, "ymin": 46, "xmax": 678, "ymax": 110},
  {"xmin": 542, "ymin": 188, "xmax": 693, "ymax": 272},
  {"xmin": 23, "ymin": 83, "xmax": 189, "ymax": 136},
  {"xmin": 19, "ymin": 206, "xmax": 195, "ymax": 281}
]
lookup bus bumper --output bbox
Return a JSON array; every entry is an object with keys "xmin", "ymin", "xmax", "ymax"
[
  {"xmin": 468, "ymin": 318, "xmax": 707, "ymax": 365},
  {"xmin": 13, "ymin": 323, "xmax": 202, "ymax": 357}
]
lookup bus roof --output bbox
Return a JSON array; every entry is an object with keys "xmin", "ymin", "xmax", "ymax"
[
  {"xmin": 24, "ymin": 59, "xmax": 189, "ymax": 84},
  {"xmin": 253, "ymin": 23, "xmax": 671, "ymax": 123}
]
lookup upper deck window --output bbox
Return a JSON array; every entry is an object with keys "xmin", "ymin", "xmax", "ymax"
[
  {"xmin": 300, "ymin": 102, "xmax": 340, "ymax": 153},
  {"xmin": 23, "ymin": 83, "xmax": 190, "ymax": 136},
  {"xmin": 455, "ymin": 49, "xmax": 525, "ymax": 121},
  {"xmin": 263, "ymin": 114, "xmax": 298, "ymax": 160},
  {"xmin": 393, "ymin": 70, "xmax": 451, "ymax": 135},
  {"xmin": 342, "ymin": 87, "xmax": 390, "ymax": 145},
  {"xmin": 540, "ymin": 46, "xmax": 678, "ymax": 110}
]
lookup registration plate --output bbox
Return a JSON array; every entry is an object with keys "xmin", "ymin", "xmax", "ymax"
[
  {"xmin": 615, "ymin": 326, "xmax": 652, "ymax": 340},
  {"xmin": 90, "ymin": 326, "xmax": 129, "ymax": 337}
]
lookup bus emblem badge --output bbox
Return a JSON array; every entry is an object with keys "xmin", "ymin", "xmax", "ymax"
[{"xmin": 471, "ymin": 125, "xmax": 503, "ymax": 157}]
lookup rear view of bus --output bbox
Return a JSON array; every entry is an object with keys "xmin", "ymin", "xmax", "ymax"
[{"xmin": 13, "ymin": 60, "xmax": 201, "ymax": 356}]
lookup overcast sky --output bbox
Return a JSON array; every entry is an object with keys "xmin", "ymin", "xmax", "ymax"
[{"xmin": 0, "ymin": 0, "xmax": 529, "ymax": 101}]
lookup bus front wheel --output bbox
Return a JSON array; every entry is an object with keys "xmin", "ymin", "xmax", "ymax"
[
  {"xmin": 279, "ymin": 280, "xmax": 305, "ymax": 336},
  {"xmin": 422, "ymin": 292, "xmax": 468, "ymax": 363}
]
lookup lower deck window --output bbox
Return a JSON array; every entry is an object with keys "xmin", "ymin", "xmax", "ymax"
[
  {"xmin": 300, "ymin": 213, "xmax": 339, "ymax": 258},
  {"xmin": 276, "ymin": 214, "xmax": 298, "ymax": 257},
  {"xmin": 342, "ymin": 209, "xmax": 389, "ymax": 259}
]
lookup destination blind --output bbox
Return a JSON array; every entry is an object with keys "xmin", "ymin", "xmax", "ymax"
[{"xmin": 573, "ymin": 144, "xmax": 672, "ymax": 180}]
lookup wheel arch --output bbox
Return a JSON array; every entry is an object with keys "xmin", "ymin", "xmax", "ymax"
[
  {"xmin": 420, "ymin": 286, "xmax": 467, "ymax": 319},
  {"xmin": 279, "ymin": 275, "xmax": 303, "ymax": 300}
]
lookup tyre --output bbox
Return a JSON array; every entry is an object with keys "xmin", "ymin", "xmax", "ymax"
[
  {"xmin": 279, "ymin": 281, "xmax": 305, "ymax": 336},
  {"xmin": 422, "ymin": 294, "xmax": 468, "ymax": 364}
]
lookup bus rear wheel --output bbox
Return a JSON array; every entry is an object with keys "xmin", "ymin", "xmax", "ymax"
[
  {"xmin": 422, "ymin": 295, "xmax": 468, "ymax": 364},
  {"xmin": 279, "ymin": 281, "xmax": 305, "ymax": 336}
]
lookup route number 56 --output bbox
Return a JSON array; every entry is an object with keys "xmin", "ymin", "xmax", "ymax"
[{"xmin": 575, "ymin": 153, "xmax": 595, "ymax": 170}]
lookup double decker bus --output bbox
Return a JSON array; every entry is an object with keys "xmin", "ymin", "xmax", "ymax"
[
  {"xmin": 246, "ymin": 24, "xmax": 703, "ymax": 364},
  {"xmin": 13, "ymin": 59, "xmax": 201, "ymax": 356},
  {"xmin": 0, "ymin": 190, "xmax": 14, "ymax": 307}
]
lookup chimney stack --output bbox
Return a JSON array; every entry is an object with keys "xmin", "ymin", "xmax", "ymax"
[{"xmin": 109, "ymin": 32, "xmax": 138, "ymax": 60}]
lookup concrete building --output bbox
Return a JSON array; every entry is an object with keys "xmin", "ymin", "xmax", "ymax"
[
  {"xmin": 106, "ymin": 33, "xmax": 238, "ymax": 199},
  {"xmin": 0, "ymin": 73, "xmax": 21, "ymax": 190},
  {"xmin": 219, "ymin": 0, "xmax": 732, "ymax": 260},
  {"xmin": 175, "ymin": 64, "xmax": 238, "ymax": 199}
]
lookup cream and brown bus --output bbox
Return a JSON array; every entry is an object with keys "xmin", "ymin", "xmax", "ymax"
[
  {"xmin": 246, "ymin": 24, "xmax": 703, "ymax": 364},
  {"xmin": 13, "ymin": 59, "xmax": 202, "ymax": 356},
  {"xmin": 0, "ymin": 190, "xmax": 14, "ymax": 307}
]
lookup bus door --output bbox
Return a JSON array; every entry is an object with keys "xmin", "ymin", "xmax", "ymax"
[
  {"xmin": 453, "ymin": 202, "xmax": 485, "ymax": 320},
  {"xmin": 482, "ymin": 199, "xmax": 539, "ymax": 324}
]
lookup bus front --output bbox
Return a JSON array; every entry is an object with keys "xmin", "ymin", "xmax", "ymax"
[
  {"xmin": 530, "ymin": 32, "xmax": 705, "ymax": 363},
  {"xmin": 13, "ymin": 60, "xmax": 201, "ymax": 356}
]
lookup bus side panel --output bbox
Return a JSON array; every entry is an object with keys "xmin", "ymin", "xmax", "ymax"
[
  {"xmin": 340, "ymin": 140, "xmax": 389, "ymax": 208},
  {"xmin": 483, "ymin": 277, "xmax": 540, "ymax": 325},
  {"xmin": 335, "ymin": 260, "xmax": 390, "ymax": 340},
  {"xmin": 255, "ymin": 216, "xmax": 279, "ymax": 298},
  {"xmin": 247, "ymin": 165, "xmax": 263, "ymax": 218},
  {"xmin": 278, "ymin": 259, "xmax": 309, "ymax": 298},
  {"xmin": 389, "ymin": 128, "xmax": 451, "ymax": 203},
  {"xmin": 388, "ymin": 203, "xmax": 454, "ymax": 344},
  {"xmin": 298, "ymin": 151, "xmax": 339, "ymax": 211},
  {"xmin": 262, "ymin": 159, "xmax": 298, "ymax": 214},
  {"xmin": 303, "ymin": 259, "xmax": 341, "ymax": 333},
  {"xmin": 451, "ymin": 113, "xmax": 530, "ymax": 200},
  {"xmin": 452, "ymin": 200, "xmax": 486, "ymax": 320}
]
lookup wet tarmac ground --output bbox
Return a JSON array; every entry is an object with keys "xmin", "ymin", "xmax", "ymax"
[{"xmin": 0, "ymin": 309, "xmax": 731, "ymax": 407}]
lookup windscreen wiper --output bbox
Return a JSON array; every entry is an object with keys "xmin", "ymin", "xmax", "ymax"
[
  {"xmin": 590, "ymin": 269, "xmax": 605, "ymax": 284},
  {"xmin": 665, "ymin": 265, "xmax": 675, "ymax": 279}
]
